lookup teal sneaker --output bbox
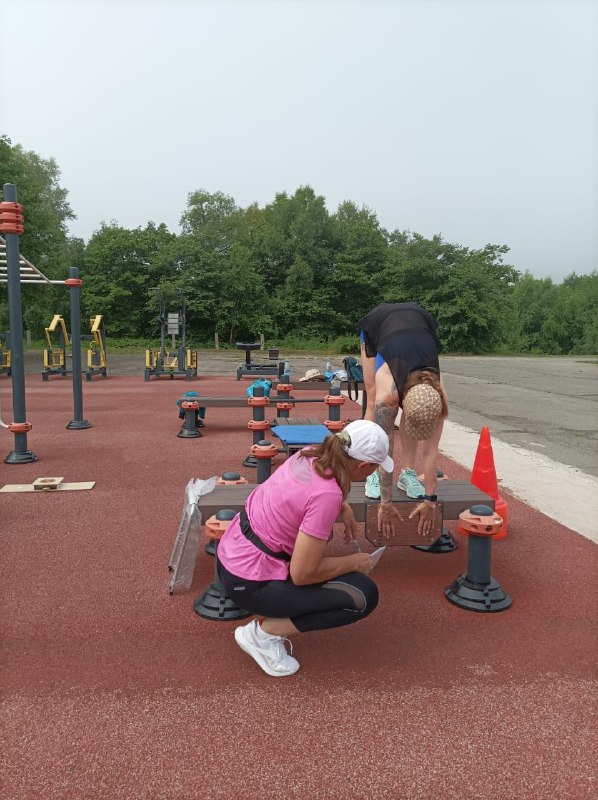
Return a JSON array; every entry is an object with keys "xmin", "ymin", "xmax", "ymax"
[
  {"xmin": 365, "ymin": 471, "xmax": 381, "ymax": 499},
  {"xmin": 397, "ymin": 468, "xmax": 425, "ymax": 499}
]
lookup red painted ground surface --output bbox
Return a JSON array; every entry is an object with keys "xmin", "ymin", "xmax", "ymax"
[{"xmin": 1, "ymin": 375, "xmax": 596, "ymax": 800}]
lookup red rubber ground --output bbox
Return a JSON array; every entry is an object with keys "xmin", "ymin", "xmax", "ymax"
[{"xmin": 1, "ymin": 375, "xmax": 596, "ymax": 799}]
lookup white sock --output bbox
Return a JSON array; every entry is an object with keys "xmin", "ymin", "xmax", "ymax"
[{"xmin": 255, "ymin": 621, "xmax": 277, "ymax": 641}]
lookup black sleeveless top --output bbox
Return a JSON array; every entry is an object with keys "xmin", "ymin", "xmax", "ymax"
[{"xmin": 357, "ymin": 303, "xmax": 443, "ymax": 400}]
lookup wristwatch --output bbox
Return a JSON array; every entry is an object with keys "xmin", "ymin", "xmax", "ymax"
[{"xmin": 423, "ymin": 494, "xmax": 437, "ymax": 502}]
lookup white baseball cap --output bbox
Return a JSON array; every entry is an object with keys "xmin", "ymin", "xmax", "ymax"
[{"xmin": 339, "ymin": 419, "xmax": 394, "ymax": 472}]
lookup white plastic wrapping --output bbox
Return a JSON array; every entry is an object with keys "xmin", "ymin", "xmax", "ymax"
[{"xmin": 168, "ymin": 476, "xmax": 218, "ymax": 595}]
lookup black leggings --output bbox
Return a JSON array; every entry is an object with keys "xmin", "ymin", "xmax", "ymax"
[{"xmin": 217, "ymin": 558, "xmax": 379, "ymax": 633}]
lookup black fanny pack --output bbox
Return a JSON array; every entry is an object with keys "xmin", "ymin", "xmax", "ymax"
[{"xmin": 239, "ymin": 508, "xmax": 291, "ymax": 562}]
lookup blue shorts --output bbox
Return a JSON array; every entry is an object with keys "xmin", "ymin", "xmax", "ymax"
[{"xmin": 359, "ymin": 330, "xmax": 386, "ymax": 372}]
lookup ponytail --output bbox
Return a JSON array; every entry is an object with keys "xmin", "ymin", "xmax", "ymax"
[{"xmin": 300, "ymin": 434, "xmax": 353, "ymax": 498}]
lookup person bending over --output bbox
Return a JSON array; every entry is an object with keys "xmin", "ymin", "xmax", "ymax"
[
  {"xmin": 216, "ymin": 419, "xmax": 393, "ymax": 677},
  {"xmin": 357, "ymin": 302, "xmax": 448, "ymax": 538}
]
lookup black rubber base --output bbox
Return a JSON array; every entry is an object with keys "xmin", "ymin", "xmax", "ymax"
[
  {"xmin": 204, "ymin": 538, "xmax": 217, "ymax": 557},
  {"xmin": 5, "ymin": 449, "xmax": 38, "ymax": 464},
  {"xmin": 193, "ymin": 583, "xmax": 251, "ymax": 621},
  {"xmin": 242, "ymin": 454, "xmax": 258, "ymax": 468},
  {"xmin": 412, "ymin": 527, "xmax": 458, "ymax": 554},
  {"xmin": 444, "ymin": 574, "xmax": 512, "ymax": 613},
  {"xmin": 177, "ymin": 427, "xmax": 203, "ymax": 438},
  {"xmin": 66, "ymin": 419, "xmax": 92, "ymax": 429}
]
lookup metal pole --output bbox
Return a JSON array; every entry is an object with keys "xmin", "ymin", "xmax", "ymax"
[
  {"xmin": 159, "ymin": 290, "xmax": 165, "ymax": 359},
  {"xmin": 3, "ymin": 183, "xmax": 37, "ymax": 463},
  {"xmin": 66, "ymin": 266, "xmax": 91, "ymax": 429}
]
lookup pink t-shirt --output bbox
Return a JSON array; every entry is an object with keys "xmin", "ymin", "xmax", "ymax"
[{"xmin": 217, "ymin": 452, "xmax": 343, "ymax": 581}]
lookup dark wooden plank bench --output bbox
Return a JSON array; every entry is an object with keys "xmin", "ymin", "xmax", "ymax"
[
  {"xmin": 198, "ymin": 480, "xmax": 494, "ymax": 522},
  {"xmin": 186, "ymin": 396, "xmax": 347, "ymax": 409},
  {"xmin": 182, "ymin": 391, "xmax": 361, "ymax": 408},
  {"xmin": 272, "ymin": 417, "xmax": 322, "ymax": 426},
  {"xmin": 279, "ymin": 380, "xmax": 364, "ymax": 392}
]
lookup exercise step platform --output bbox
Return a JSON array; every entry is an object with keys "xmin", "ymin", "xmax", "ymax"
[
  {"xmin": 271, "ymin": 423, "xmax": 330, "ymax": 455},
  {"xmin": 236, "ymin": 342, "xmax": 284, "ymax": 380},
  {"xmin": 196, "ymin": 479, "xmax": 495, "ymax": 523}
]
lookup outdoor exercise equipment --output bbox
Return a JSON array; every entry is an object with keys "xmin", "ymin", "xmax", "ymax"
[
  {"xmin": 205, "ymin": 472, "xmax": 248, "ymax": 556},
  {"xmin": 243, "ymin": 384, "xmax": 270, "ymax": 467},
  {"xmin": 85, "ymin": 315, "xmax": 107, "ymax": 381},
  {"xmin": 445, "ymin": 504, "xmax": 512, "ymax": 612},
  {"xmin": 197, "ymin": 479, "xmax": 495, "ymax": 529},
  {"xmin": 193, "ymin": 509, "xmax": 251, "ymax": 621},
  {"xmin": 145, "ymin": 288, "xmax": 198, "ymax": 381},
  {"xmin": 1, "ymin": 188, "xmax": 36, "ymax": 462},
  {"xmin": 41, "ymin": 313, "xmax": 106, "ymax": 382},
  {"xmin": 249, "ymin": 439, "xmax": 278, "ymax": 484},
  {"xmin": 0, "ymin": 331, "xmax": 11, "ymax": 376},
  {"xmin": 42, "ymin": 314, "xmax": 70, "ymax": 380},
  {"xmin": 236, "ymin": 342, "xmax": 284, "ymax": 381},
  {"xmin": 365, "ymin": 501, "xmax": 443, "ymax": 547},
  {"xmin": 271, "ymin": 423, "xmax": 330, "ymax": 456},
  {"xmin": 174, "ymin": 379, "xmax": 347, "ymax": 472},
  {"xmin": 176, "ymin": 391, "xmax": 206, "ymax": 438},
  {"xmin": 166, "ymin": 471, "xmax": 496, "ymax": 610},
  {"xmin": 411, "ymin": 470, "xmax": 458, "ymax": 553},
  {"xmin": 1, "ymin": 185, "xmax": 91, "ymax": 465}
]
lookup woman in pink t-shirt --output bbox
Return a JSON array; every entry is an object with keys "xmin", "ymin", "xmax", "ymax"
[{"xmin": 217, "ymin": 419, "xmax": 393, "ymax": 677}]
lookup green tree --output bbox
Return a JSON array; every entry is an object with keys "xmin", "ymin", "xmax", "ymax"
[
  {"xmin": 328, "ymin": 201, "xmax": 388, "ymax": 330},
  {"xmin": 155, "ymin": 191, "xmax": 271, "ymax": 343},
  {"xmin": 82, "ymin": 222, "xmax": 175, "ymax": 337},
  {"xmin": 383, "ymin": 233, "xmax": 519, "ymax": 352},
  {"xmin": 511, "ymin": 274, "xmax": 558, "ymax": 352},
  {"xmin": 251, "ymin": 186, "xmax": 337, "ymax": 297},
  {"xmin": 432, "ymin": 245, "xmax": 520, "ymax": 353}
]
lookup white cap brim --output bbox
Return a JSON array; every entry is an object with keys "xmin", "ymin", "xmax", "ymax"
[{"xmin": 380, "ymin": 455, "xmax": 394, "ymax": 473}]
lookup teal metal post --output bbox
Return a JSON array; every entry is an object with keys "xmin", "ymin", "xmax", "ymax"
[
  {"xmin": 66, "ymin": 266, "xmax": 91, "ymax": 429},
  {"xmin": 3, "ymin": 183, "xmax": 37, "ymax": 463}
]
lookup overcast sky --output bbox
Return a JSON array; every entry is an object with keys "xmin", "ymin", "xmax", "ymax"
[{"xmin": 1, "ymin": 0, "xmax": 596, "ymax": 282}]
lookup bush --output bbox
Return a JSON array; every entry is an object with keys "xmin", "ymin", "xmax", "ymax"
[{"xmin": 332, "ymin": 335, "xmax": 360, "ymax": 355}]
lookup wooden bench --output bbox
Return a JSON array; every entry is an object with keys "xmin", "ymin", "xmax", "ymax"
[
  {"xmin": 180, "ymin": 393, "xmax": 359, "ymax": 408},
  {"xmin": 198, "ymin": 480, "xmax": 494, "ymax": 522},
  {"xmin": 183, "ymin": 395, "xmax": 334, "ymax": 409}
]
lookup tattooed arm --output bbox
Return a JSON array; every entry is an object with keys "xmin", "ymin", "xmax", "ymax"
[
  {"xmin": 375, "ymin": 398, "xmax": 397, "ymax": 503},
  {"xmin": 374, "ymin": 390, "xmax": 402, "ymax": 537}
]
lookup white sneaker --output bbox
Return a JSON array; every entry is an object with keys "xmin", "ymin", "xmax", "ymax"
[
  {"xmin": 397, "ymin": 468, "xmax": 425, "ymax": 499},
  {"xmin": 234, "ymin": 619, "xmax": 300, "ymax": 677},
  {"xmin": 365, "ymin": 471, "xmax": 381, "ymax": 499}
]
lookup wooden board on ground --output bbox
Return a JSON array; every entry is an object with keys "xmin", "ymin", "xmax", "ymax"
[{"xmin": 1, "ymin": 479, "xmax": 96, "ymax": 493}]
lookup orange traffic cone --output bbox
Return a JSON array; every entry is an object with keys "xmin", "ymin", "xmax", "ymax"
[{"xmin": 465, "ymin": 426, "xmax": 508, "ymax": 539}]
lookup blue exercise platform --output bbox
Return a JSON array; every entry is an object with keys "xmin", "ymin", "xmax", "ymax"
[{"xmin": 271, "ymin": 424, "xmax": 331, "ymax": 454}]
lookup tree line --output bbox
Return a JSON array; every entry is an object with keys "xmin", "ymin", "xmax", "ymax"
[{"xmin": 1, "ymin": 135, "xmax": 596, "ymax": 355}]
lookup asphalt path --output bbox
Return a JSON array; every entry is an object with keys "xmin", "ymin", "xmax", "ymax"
[{"xmin": 440, "ymin": 355, "xmax": 598, "ymax": 478}]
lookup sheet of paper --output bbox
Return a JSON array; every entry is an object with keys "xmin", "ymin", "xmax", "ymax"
[{"xmin": 370, "ymin": 546, "xmax": 386, "ymax": 568}]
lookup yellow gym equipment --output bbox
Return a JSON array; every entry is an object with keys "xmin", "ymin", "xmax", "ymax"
[
  {"xmin": 144, "ymin": 289, "xmax": 198, "ymax": 381},
  {"xmin": 42, "ymin": 314, "xmax": 70, "ymax": 380},
  {"xmin": 0, "ymin": 331, "xmax": 10, "ymax": 377},
  {"xmin": 86, "ymin": 315, "xmax": 107, "ymax": 381}
]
